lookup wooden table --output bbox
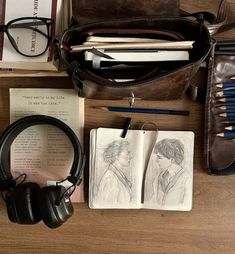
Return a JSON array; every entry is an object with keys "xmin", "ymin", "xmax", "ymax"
[{"xmin": 0, "ymin": 1, "xmax": 235, "ymax": 253}]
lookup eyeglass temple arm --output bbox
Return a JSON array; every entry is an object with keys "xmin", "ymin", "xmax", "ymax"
[{"xmin": 0, "ymin": 25, "xmax": 6, "ymax": 32}]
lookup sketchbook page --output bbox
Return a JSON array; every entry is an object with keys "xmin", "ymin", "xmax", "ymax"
[
  {"xmin": 89, "ymin": 129, "xmax": 98, "ymax": 208},
  {"xmin": 9, "ymin": 88, "xmax": 84, "ymax": 203},
  {"xmin": 142, "ymin": 131, "xmax": 195, "ymax": 211},
  {"xmin": 140, "ymin": 130, "xmax": 159, "ymax": 203},
  {"xmin": 89, "ymin": 128, "xmax": 143, "ymax": 209}
]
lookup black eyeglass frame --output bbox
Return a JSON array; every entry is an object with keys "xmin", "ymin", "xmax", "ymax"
[{"xmin": 0, "ymin": 17, "xmax": 53, "ymax": 57}]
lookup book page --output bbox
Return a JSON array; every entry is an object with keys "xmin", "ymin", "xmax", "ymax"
[
  {"xmin": 2, "ymin": 0, "xmax": 55, "ymax": 62},
  {"xmin": 142, "ymin": 131, "xmax": 195, "ymax": 211},
  {"xmin": 10, "ymin": 88, "xmax": 84, "ymax": 202},
  {"xmin": 89, "ymin": 128, "xmax": 143, "ymax": 209}
]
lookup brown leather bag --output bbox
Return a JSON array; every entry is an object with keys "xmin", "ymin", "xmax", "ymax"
[{"xmin": 55, "ymin": 0, "xmax": 227, "ymax": 100}]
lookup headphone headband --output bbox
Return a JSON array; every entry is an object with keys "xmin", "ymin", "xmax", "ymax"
[{"xmin": 0, "ymin": 115, "xmax": 85, "ymax": 191}]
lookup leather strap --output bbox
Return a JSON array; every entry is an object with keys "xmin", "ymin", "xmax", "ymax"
[
  {"xmin": 187, "ymin": 0, "xmax": 229, "ymax": 102},
  {"xmin": 180, "ymin": 0, "xmax": 227, "ymax": 35}
]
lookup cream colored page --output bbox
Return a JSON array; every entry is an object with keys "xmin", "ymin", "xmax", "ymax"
[
  {"xmin": 142, "ymin": 131, "xmax": 194, "ymax": 211},
  {"xmin": 10, "ymin": 88, "xmax": 84, "ymax": 202},
  {"xmin": 90, "ymin": 128, "xmax": 143, "ymax": 209}
]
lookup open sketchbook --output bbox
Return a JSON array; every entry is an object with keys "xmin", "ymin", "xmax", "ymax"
[
  {"xmin": 89, "ymin": 128, "xmax": 194, "ymax": 211},
  {"xmin": 10, "ymin": 88, "xmax": 84, "ymax": 202}
]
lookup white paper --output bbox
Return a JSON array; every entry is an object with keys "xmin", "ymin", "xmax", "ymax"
[
  {"xmin": 89, "ymin": 128, "xmax": 143, "ymax": 209},
  {"xmin": 10, "ymin": 88, "xmax": 84, "ymax": 202},
  {"xmin": 143, "ymin": 131, "xmax": 194, "ymax": 211}
]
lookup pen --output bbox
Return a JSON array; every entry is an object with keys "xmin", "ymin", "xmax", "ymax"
[{"xmin": 94, "ymin": 106, "xmax": 190, "ymax": 115}]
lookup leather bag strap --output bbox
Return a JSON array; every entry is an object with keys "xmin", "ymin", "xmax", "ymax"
[{"xmin": 180, "ymin": 0, "xmax": 227, "ymax": 35}]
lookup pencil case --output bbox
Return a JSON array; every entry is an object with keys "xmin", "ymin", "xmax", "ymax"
[
  {"xmin": 204, "ymin": 41, "xmax": 235, "ymax": 174},
  {"xmin": 55, "ymin": 0, "xmax": 227, "ymax": 100}
]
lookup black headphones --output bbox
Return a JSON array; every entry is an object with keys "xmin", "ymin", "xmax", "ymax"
[{"xmin": 0, "ymin": 115, "xmax": 85, "ymax": 228}]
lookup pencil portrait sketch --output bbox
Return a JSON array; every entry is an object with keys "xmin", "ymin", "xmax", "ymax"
[
  {"xmin": 144, "ymin": 138, "xmax": 192, "ymax": 209},
  {"xmin": 94, "ymin": 139, "xmax": 133, "ymax": 204}
]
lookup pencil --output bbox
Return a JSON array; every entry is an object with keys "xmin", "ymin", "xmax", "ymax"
[
  {"xmin": 94, "ymin": 106, "xmax": 190, "ymax": 115},
  {"xmin": 219, "ymin": 105, "xmax": 235, "ymax": 110},
  {"xmin": 222, "ymin": 120, "xmax": 235, "ymax": 124},
  {"xmin": 225, "ymin": 126, "xmax": 235, "ymax": 131},
  {"xmin": 220, "ymin": 112, "xmax": 235, "ymax": 118},
  {"xmin": 219, "ymin": 98, "xmax": 235, "ymax": 103},
  {"xmin": 216, "ymin": 90, "xmax": 235, "ymax": 97},
  {"xmin": 217, "ymin": 132, "xmax": 235, "ymax": 138},
  {"xmin": 216, "ymin": 83, "xmax": 235, "ymax": 89}
]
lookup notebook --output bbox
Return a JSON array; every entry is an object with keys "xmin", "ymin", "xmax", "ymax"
[
  {"xmin": 85, "ymin": 49, "xmax": 189, "ymax": 63},
  {"xmin": 89, "ymin": 128, "xmax": 195, "ymax": 211}
]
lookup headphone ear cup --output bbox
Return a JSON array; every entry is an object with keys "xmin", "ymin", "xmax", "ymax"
[
  {"xmin": 38, "ymin": 185, "xmax": 74, "ymax": 228},
  {"xmin": 5, "ymin": 182, "xmax": 41, "ymax": 224}
]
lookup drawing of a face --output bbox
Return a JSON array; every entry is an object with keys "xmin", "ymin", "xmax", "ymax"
[
  {"xmin": 117, "ymin": 149, "xmax": 131, "ymax": 168},
  {"xmin": 156, "ymin": 152, "xmax": 173, "ymax": 170}
]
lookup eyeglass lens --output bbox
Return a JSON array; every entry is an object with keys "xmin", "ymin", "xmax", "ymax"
[{"xmin": 7, "ymin": 18, "xmax": 49, "ymax": 56}]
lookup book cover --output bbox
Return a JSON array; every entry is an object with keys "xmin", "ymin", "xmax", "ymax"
[
  {"xmin": 10, "ymin": 88, "xmax": 84, "ymax": 203},
  {"xmin": 89, "ymin": 128, "xmax": 194, "ymax": 210}
]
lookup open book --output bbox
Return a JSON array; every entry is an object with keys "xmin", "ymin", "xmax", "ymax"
[
  {"xmin": 89, "ymin": 128, "xmax": 194, "ymax": 211},
  {"xmin": 10, "ymin": 88, "xmax": 84, "ymax": 202}
]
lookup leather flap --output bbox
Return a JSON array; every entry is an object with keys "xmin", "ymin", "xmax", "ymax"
[
  {"xmin": 205, "ymin": 54, "xmax": 235, "ymax": 172},
  {"xmin": 72, "ymin": 0, "xmax": 180, "ymax": 25}
]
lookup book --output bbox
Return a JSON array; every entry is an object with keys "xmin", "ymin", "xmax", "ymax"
[
  {"xmin": 85, "ymin": 49, "xmax": 190, "ymax": 63},
  {"xmin": 71, "ymin": 41, "xmax": 195, "ymax": 52},
  {"xmin": 10, "ymin": 88, "xmax": 84, "ymax": 203},
  {"xmin": 86, "ymin": 36, "xmax": 171, "ymax": 43},
  {"xmin": 0, "ymin": 68, "xmax": 68, "ymax": 77},
  {"xmin": 89, "ymin": 128, "xmax": 195, "ymax": 211},
  {"xmin": 0, "ymin": 0, "xmax": 71, "ymax": 72}
]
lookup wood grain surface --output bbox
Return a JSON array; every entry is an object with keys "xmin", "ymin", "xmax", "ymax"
[{"xmin": 0, "ymin": 1, "xmax": 235, "ymax": 253}]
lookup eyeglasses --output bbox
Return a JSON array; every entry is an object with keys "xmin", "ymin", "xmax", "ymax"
[{"xmin": 0, "ymin": 17, "xmax": 53, "ymax": 57}]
